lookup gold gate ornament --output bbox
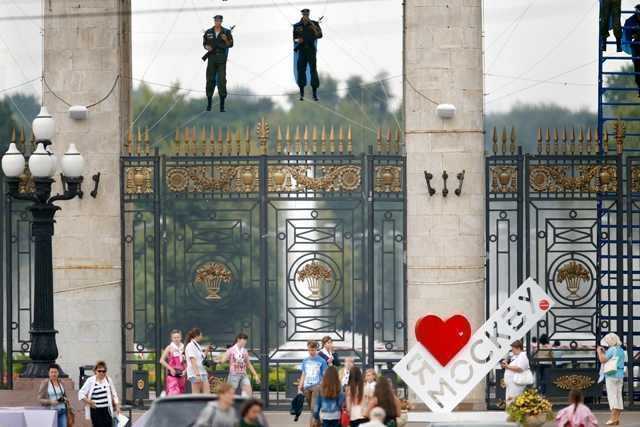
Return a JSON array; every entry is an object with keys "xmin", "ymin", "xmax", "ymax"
[
  {"xmin": 195, "ymin": 262, "xmax": 232, "ymax": 300},
  {"xmin": 297, "ymin": 262, "xmax": 332, "ymax": 299}
]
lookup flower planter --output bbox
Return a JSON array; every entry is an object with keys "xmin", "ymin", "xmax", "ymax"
[{"xmin": 522, "ymin": 413, "xmax": 547, "ymax": 427}]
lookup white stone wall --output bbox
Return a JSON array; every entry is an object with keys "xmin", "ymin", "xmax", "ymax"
[
  {"xmin": 44, "ymin": 0, "xmax": 131, "ymax": 390},
  {"xmin": 404, "ymin": 0, "xmax": 485, "ymax": 407}
]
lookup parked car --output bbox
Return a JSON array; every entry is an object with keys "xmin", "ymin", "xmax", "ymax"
[{"xmin": 133, "ymin": 394, "xmax": 269, "ymax": 427}]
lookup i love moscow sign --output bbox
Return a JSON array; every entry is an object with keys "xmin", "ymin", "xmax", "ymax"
[{"xmin": 393, "ymin": 278, "xmax": 554, "ymax": 413}]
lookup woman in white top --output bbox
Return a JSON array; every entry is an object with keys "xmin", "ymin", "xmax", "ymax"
[
  {"xmin": 346, "ymin": 366, "xmax": 367, "ymax": 426},
  {"xmin": 78, "ymin": 360, "xmax": 119, "ymax": 427},
  {"xmin": 501, "ymin": 340, "xmax": 530, "ymax": 404},
  {"xmin": 185, "ymin": 327, "xmax": 214, "ymax": 394}
]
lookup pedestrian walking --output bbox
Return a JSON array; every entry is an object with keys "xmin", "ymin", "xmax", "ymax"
[
  {"xmin": 340, "ymin": 357, "xmax": 354, "ymax": 388},
  {"xmin": 160, "ymin": 329, "xmax": 186, "ymax": 395},
  {"xmin": 218, "ymin": 332, "xmax": 261, "ymax": 396},
  {"xmin": 363, "ymin": 368, "xmax": 377, "ymax": 410},
  {"xmin": 293, "ymin": 8, "xmax": 322, "ymax": 101},
  {"xmin": 345, "ymin": 366, "xmax": 367, "ymax": 426},
  {"xmin": 194, "ymin": 382, "xmax": 239, "ymax": 427},
  {"xmin": 319, "ymin": 336, "xmax": 341, "ymax": 367},
  {"xmin": 203, "ymin": 15, "xmax": 234, "ymax": 112},
  {"xmin": 364, "ymin": 377, "xmax": 401, "ymax": 426},
  {"xmin": 185, "ymin": 327, "xmax": 214, "ymax": 394},
  {"xmin": 298, "ymin": 340, "xmax": 329, "ymax": 427},
  {"xmin": 598, "ymin": 332, "xmax": 625, "ymax": 425},
  {"xmin": 313, "ymin": 366, "xmax": 345, "ymax": 427},
  {"xmin": 555, "ymin": 389, "xmax": 598, "ymax": 427},
  {"xmin": 38, "ymin": 363, "xmax": 70, "ymax": 427},
  {"xmin": 501, "ymin": 340, "xmax": 531, "ymax": 404},
  {"xmin": 240, "ymin": 399, "xmax": 266, "ymax": 427},
  {"xmin": 78, "ymin": 361, "xmax": 120, "ymax": 427}
]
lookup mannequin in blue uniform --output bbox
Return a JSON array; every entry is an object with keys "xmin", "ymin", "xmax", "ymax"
[
  {"xmin": 623, "ymin": 4, "xmax": 640, "ymax": 96},
  {"xmin": 293, "ymin": 9, "xmax": 322, "ymax": 101}
]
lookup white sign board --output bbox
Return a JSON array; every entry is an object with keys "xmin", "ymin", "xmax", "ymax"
[{"xmin": 394, "ymin": 278, "xmax": 553, "ymax": 413}]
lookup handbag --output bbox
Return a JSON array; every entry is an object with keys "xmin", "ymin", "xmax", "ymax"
[
  {"xmin": 340, "ymin": 406, "xmax": 350, "ymax": 427},
  {"xmin": 65, "ymin": 399, "xmax": 75, "ymax": 427},
  {"xmin": 513, "ymin": 369, "xmax": 534, "ymax": 386},
  {"xmin": 603, "ymin": 356, "xmax": 619, "ymax": 374}
]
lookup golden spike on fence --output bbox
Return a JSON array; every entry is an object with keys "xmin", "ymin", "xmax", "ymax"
[
  {"xmin": 561, "ymin": 128, "xmax": 567, "ymax": 154},
  {"xmin": 217, "ymin": 128, "xmax": 224, "ymax": 156},
  {"xmin": 492, "ymin": 127, "xmax": 498, "ymax": 155},
  {"xmin": 500, "ymin": 127, "xmax": 507, "ymax": 155},
  {"xmin": 385, "ymin": 128, "xmax": 392, "ymax": 154},
  {"xmin": 545, "ymin": 128, "xmax": 551, "ymax": 155},
  {"xmin": 536, "ymin": 128, "xmax": 542, "ymax": 155},
  {"xmin": 10, "ymin": 128, "xmax": 16, "ymax": 145},
  {"xmin": 509, "ymin": 127, "xmax": 516, "ymax": 155},
  {"xmin": 593, "ymin": 128, "xmax": 599, "ymax": 154},
  {"xmin": 303, "ymin": 126, "xmax": 310, "ymax": 154},
  {"xmin": 312, "ymin": 126, "xmax": 318, "ymax": 154},
  {"xmin": 295, "ymin": 126, "xmax": 302, "ymax": 154},
  {"xmin": 256, "ymin": 117, "xmax": 270, "ymax": 155},
  {"xmin": 236, "ymin": 128, "xmax": 242, "ymax": 156},
  {"xmin": 191, "ymin": 127, "xmax": 198, "ymax": 155},
  {"xmin": 127, "ymin": 128, "xmax": 133, "ymax": 156},
  {"xmin": 18, "ymin": 128, "xmax": 25, "ymax": 152},
  {"xmin": 603, "ymin": 126, "xmax": 610, "ymax": 154},
  {"xmin": 349, "ymin": 127, "xmax": 355, "ymax": 154},
  {"xmin": 226, "ymin": 128, "xmax": 233, "ymax": 156},
  {"xmin": 338, "ymin": 127, "xmax": 345, "ymax": 154},
  {"xmin": 145, "ymin": 127, "xmax": 151, "ymax": 156},
  {"xmin": 583, "ymin": 128, "xmax": 590, "ymax": 154},
  {"xmin": 199, "ymin": 127, "xmax": 206, "ymax": 155},
  {"xmin": 245, "ymin": 127, "xmax": 251, "ymax": 155},
  {"xmin": 321, "ymin": 126, "xmax": 327, "ymax": 154},
  {"xmin": 376, "ymin": 128, "xmax": 382, "ymax": 153},
  {"xmin": 183, "ymin": 127, "xmax": 190, "ymax": 156},
  {"xmin": 395, "ymin": 128, "xmax": 401, "ymax": 155},
  {"xmin": 614, "ymin": 119, "xmax": 625, "ymax": 155},
  {"xmin": 329, "ymin": 126, "xmax": 336, "ymax": 154},
  {"xmin": 569, "ymin": 128, "xmax": 576, "ymax": 155},
  {"xmin": 276, "ymin": 127, "xmax": 283, "ymax": 154},
  {"xmin": 136, "ymin": 127, "xmax": 142, "ymax": 156},
  {"xmin": 552, "ymin": 128, "xmax": 559, "ymax": 155},
  {"xmin": 210, "ymin": 127, "xmax": 217, "ymax": 155},
  {"xmin": 286, "ymin": 126, "xmax": 292, "ymax": 154}
]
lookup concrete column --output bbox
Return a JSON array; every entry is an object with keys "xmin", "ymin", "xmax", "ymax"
[
  {"xmin": 404, "ymin": 0, "xmax": 485, "ymax": 408},
  {"xmin": 44, "ymin": 0, "xmax": 131, "ymax": 389}
]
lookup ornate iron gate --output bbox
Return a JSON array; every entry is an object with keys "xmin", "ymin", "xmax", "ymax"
[
  {"xmin": 486, "ymin": 126, "xmax": 640, "ymax": 408},
  {"xmin": 121, "ymin": 120, "xmax": 407, "ymax": 406}
]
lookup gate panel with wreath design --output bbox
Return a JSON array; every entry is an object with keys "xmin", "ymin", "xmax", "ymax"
[{"xmin": 120, "ymin": 121, "xmax": 406, "ymax": 407}]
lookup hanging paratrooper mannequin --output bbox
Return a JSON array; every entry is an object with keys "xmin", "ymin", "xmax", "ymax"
[
  {"xmin": 293, "ymin": 9, "xmax": 323, "ymax": 101},
  {"xmin": 600, "ymin": 0, "xmax": 622, "ymax": 52},
  {"xmin": 202, "ymin": 15, "xmax": 234, "ymax": 112}
]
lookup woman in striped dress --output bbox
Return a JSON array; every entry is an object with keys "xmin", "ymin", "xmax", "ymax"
[{"xmin": 78, "ymin": 361, "xmax": 120, "ymax": 427}]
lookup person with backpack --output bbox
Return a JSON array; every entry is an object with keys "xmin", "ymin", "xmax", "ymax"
[{"xmin": 555, "ymin": 389, "xmax": 598, "ymax": 427}]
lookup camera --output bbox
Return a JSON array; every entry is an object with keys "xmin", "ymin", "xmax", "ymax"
[
  {"xmin": 57, "ymin": 396, "xmax": 66, "ymax": 403},
  {"xmin": 203, "ymin": 358, "xmax": 214, "ymax": 368},
  {"xmin": 169, "ymin": 368, "xmax": 183, "ymax": 377}
]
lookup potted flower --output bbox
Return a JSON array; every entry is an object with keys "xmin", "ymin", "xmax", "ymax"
[{"xmin": 506, "ymin": 389, "xmax": 554, "ymax": 427}]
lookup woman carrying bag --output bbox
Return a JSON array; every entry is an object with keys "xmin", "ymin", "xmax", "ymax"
[
  {"xmin": 39, "ymin": 363, "xmax": 73, "ymax": 427},
  {"xmin": 501, "ymin": 340, "xmax": 532, "ymax": 404},
  {"xmin": 78, "ymin": 361, "xmax": 120, "ymax": 427},
  {"xmin": 598, "ymin": 333, "xmax": 625, "ymax": 425}
]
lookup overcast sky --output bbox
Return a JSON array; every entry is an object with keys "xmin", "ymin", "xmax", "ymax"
[{"xmin": 0, "ymin": 0, "xmax": 636, "ymax": 113}]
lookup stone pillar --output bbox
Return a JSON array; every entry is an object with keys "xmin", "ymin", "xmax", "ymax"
[
  {"xmin": 404, "ymin": 0, "xmax": 485, "ymax": 408},
  {"xmin": 43, "ymin": 0, "xmax": 131, "ymax": 389}
]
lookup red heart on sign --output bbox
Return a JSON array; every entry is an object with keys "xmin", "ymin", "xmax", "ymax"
[{"xmin": 415, "ymin": 314, "xmax": 472, "ymax": 367}]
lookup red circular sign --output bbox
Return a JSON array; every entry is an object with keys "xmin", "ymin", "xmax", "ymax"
[{"xmin": 539, "ymin": 299, "xmax": 550, "ymax": 311}]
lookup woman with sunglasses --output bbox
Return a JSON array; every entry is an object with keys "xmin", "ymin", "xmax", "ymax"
[{"xmin": 78, "ymin": 361, "xmax": 120, "ymax": 427}]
